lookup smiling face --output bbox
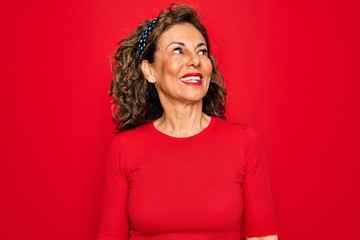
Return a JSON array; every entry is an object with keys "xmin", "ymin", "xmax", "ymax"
[{"xmin": 142, "ymin": 23, "xmax": 213, "ymax": 108}]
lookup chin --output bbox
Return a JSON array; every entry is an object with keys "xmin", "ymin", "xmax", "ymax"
[{"xmin": 183, "ymin": 93, "xmax": 207, "ymax": 103}]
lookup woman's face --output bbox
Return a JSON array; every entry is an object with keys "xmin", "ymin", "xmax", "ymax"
[{"xmin": 149, "ymin": 23, "xmax": 213, "ymax": 107}]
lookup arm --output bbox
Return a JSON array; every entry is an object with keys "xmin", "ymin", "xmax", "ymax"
[
  {"xmin": 247, "ymin": 235, "xmax": 278, "ymax": 240},
  {"xmin": 243, "ymin": 127, "xmax": 278, "ymax": 239},
  {"xmin": 97, "ymin": 137, "xmax": 130, "ymax": 240}
]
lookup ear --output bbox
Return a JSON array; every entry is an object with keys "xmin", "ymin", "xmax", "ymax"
[{"xmin": 141, "ymin": 60, "xmax": 156, "ymax": 83}]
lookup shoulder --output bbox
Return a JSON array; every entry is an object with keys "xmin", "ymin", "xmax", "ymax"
[
  {"xmin": 109, "ymin": 123, "xmax": 153, "ymax": 149},
  {"xmin": 213, "ymin": 117, "xmax": 247, "ymax": 129},
  {"xmin": 213, "ymin": 117, "xmax": 257, "ymax": 138},
  {"xmin": 115, "ymin": 123, "xmax": 152, "ymax": 139},
  {"xmin": 106, "ymin": 123, "xmax": 155, "ymax": 170},
  {"xmin": 212, "ymin": 117, "xmax": 263, "ymax": 151}
]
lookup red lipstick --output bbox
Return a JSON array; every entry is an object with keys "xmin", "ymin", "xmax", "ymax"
[
  {"xmin": 180, "ymin": 72, "xmax": 203, "ymax": 86},
  {"xmin": 180, "ymin": 72, "xmax": 203, "ymax": 78}
]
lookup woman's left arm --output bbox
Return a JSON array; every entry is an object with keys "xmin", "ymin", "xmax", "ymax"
[
  {"xmin": 243, "ymin": 127, "xmax": 279, "ymax": 239},
  {"xmin": 247, "ymin": 235, "xmax": 278, "ymax": 240}
]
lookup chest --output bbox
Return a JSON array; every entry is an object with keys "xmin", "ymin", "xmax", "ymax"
[{"xmin": 124, "ymin": 140, "xmax": 247, "ymax": 234}]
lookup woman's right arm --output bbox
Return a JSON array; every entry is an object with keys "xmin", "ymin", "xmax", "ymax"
[{"xmin": 97, "ymin": 137, "xmax": 130, "ymax": 240}]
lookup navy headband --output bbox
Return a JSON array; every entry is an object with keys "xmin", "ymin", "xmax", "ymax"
[{"xmin": 138, "ymin": 18, "xmax": 157, "ymax": 62}]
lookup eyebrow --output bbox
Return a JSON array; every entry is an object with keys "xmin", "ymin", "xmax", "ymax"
[{"xmin": 165, "ymin": 41, "xmax": 207, "ymax": 50}]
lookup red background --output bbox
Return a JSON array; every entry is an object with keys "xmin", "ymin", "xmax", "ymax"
[{"xmin": 1, "ymin": 0, "xmax": 359, "ymax": 239}]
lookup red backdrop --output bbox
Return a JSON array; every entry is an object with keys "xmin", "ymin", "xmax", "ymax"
[{"xmin": 1, "ymin": 0, "xmax": 359, "ymax": 239}]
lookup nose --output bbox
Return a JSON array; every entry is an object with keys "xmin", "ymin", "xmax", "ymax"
[{"xmin": 186, "ymin": 51, "xmax": 200, "ymax": 68}]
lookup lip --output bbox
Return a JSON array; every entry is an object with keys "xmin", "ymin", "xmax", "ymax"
[
  {"xmin": 180, "ymin": 72, "xmax": 203, "ymax": 79},
  {"xmin": 179, "ymin": 72, "xmax": 203, "ymax": 86}
]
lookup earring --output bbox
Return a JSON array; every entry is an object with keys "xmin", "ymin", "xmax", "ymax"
[{"xmin": 148, "ymin": 77, "xmax": 155, "ymax": 83}]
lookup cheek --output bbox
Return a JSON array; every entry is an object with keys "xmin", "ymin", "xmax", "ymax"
[
  {"xmin": 203, "ymin": 59, "xmax": 213, "ymax": 76},
  {"xmin": 164, "ymin": 59, "xmax": 182, "ymax": 76}
]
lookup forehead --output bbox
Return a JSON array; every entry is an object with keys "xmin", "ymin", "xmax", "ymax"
[{"xmin": 157, "ymin": 23, "xmax": 206, "ymax": 48}]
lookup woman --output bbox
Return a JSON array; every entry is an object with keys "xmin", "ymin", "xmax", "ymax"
[{"xmin": 98, "ymin": 3, "xmax": 278, "ymax": 240}]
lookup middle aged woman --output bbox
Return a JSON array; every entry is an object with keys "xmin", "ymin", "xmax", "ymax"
[{"xmin": 98, "ymin": 3, "xmax": 279, "ymax": 240}]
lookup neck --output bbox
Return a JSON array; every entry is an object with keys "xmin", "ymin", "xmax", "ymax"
[{"xmin": 154, "ymin": 103, "xmax": 211, "ymax": 138}]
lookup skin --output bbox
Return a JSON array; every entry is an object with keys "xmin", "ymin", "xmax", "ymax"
[
  {"xmin": 142, "ymin": 23, "xmax": 212, "ymax": 138},
  {"xmin": 248, "ymin": 236, "xmax": 278, "ymax": 240},
  {"xmin": 141, "ymin": 23, "xmax": 278, "ymax": 240}
]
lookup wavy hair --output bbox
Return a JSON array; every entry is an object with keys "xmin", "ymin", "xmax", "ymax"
[{"xmin": 110, "ymin": 3, "xmax": 227, "ymax": 132}]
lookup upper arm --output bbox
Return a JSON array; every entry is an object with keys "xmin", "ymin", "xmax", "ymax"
[
  {"xmin": 97, "ymin": 137, "xmax": 130, "ymax": 240},
  {"xmin": 243, "ymin": 127, "xmax": 278, "ymax": 238}
]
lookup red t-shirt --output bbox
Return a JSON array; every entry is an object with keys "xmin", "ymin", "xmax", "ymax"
[{"xmin": 98, "ymin": 117, "xmax": 278, "ymax": 239}]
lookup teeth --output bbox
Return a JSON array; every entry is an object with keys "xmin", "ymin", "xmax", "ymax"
[{"xmin": 180, "ymin": 76, "xmax": 201, "ymax": 82}]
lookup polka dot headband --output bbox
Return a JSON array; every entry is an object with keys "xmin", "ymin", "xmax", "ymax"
[{"xmin": 138, "ymin": 18, "xmax": 157, "ymax": 62}]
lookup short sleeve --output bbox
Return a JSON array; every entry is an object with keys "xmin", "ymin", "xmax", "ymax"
[
  {"xmin": 243, "ymin": 127, "xmax": 278, "ymax": 238},
  {"xmin": 97, "ymin": 137, "xmax": 130, "ymax": 240}
]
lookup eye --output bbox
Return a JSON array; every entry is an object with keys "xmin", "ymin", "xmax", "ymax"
[
  {"xmin": 198, "ymin": 48, "xmax": 208, "ymax": 56},
  {"xmin": 173, "ymin": 47, "xmax": 183, "ymax": 54}
]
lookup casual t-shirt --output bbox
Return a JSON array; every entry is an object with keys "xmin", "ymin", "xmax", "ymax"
[{"xmin": 98, "ymin": 117, "xmax": 278, "ymax": 240}]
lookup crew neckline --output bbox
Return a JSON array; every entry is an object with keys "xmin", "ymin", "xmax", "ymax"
[{"xmin": 148, "ymin": 116, "xmax": 216, "ymax": 141}]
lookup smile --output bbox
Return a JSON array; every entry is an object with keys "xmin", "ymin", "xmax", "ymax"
[
  {"xmin": 180, "ymin": 76, "xmax": 201, "ymax": 82},
  {"xmin": 180, "ymin": 73, "xmax": 203, "ymax": 85}
]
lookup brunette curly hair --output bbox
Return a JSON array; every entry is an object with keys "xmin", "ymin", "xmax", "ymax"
[{"xmin": 110, "ymin": 3, "xmax": 227, "ymax": 132}]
